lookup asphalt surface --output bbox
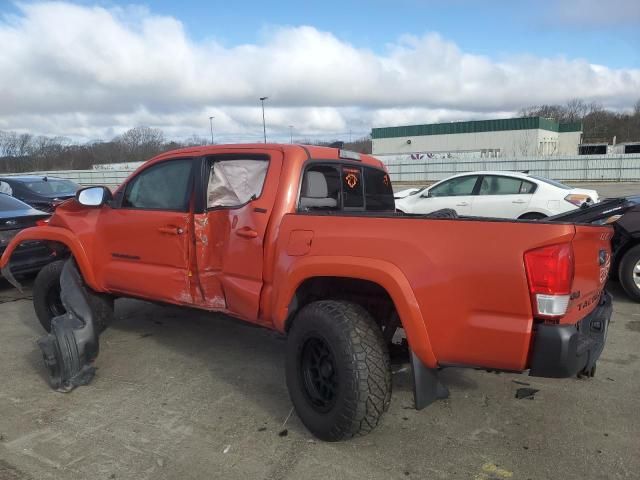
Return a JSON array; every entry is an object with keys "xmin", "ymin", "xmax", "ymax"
[{"xmin": 0, "ymin": 181, "xmax": 639, "ymax": 480}]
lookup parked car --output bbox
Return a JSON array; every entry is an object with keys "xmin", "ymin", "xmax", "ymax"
[
  {"xmin": 0, "ymin": 175, "xmax": 80, "ymax": 212},
  {"xmin": 395, "ymin": 171, "xmax": 599, "ymax": 219},
  {"xmin": 393, "ymin": 187, "xmax": 423, "ymax": 199},
  {"xmin": 0, "ymin": 194, "xmax": 53, "ymax": 276},
  {"xmin": 1, "ymin": 145, "xmax": 613, "ymax": 441},
  {"xmin": 549, "ymin": 195, "xmax": 640, "ymax": 302}
]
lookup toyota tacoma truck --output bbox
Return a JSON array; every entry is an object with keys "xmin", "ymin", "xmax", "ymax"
[{"xmin": 0, "ymin": 144, "xmax": 614, "ymax": 441}]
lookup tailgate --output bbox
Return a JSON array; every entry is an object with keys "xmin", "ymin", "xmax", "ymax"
[{"xmin": 563, "ymin": 225, "xmax": 613, "ymax": 324}]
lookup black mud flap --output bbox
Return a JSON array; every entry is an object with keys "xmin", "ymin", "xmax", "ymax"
[
  {"xmin": 37, "ymin": 259, "xmax": 100, "ymax": 392},
  {"xmin": 410, "ymin": 350, "xmax": 449, "ymax": 409}
]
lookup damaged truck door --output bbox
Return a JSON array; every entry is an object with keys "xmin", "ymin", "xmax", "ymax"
[
  {"xmin": 193, "ymin": 153, "xmax": 282, "ymax": 322},
  {"xmin": 98, "ymin": 159, "xmax": 195, "ymax": 303}
]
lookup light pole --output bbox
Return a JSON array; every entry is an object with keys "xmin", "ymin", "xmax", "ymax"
[
  {"xmin": 208, "ymin": 116, "xmax": 214, "ymax": 144},
  {"xmin": 259, "ymin": 96, "xmax": 268, "ymax": 143},
  {"xmin": 289, "ymin": 125, "xmax": 294, "ymax": 144}
]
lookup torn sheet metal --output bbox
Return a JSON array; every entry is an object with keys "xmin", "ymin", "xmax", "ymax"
[{"xmin": 0, "ymin": 263, "xmax": 23, "ymax": 292}]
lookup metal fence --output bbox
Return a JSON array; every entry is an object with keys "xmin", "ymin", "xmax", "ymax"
[
  {"xmin": 4, "ymin": 153, "xmax": 640, "ymax": 188},
  {"xmin": 379, "ymin": 154, "xmax": 640, "ymax": 183},
  {"xmin": 2, "ymin": 169, "xmax": 131, "ymax": 188}
]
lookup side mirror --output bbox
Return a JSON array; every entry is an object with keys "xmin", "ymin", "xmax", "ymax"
[
  {"xmin": 76, "ymin": 186, "xmax": 112, "ymax": 207},
  {"xmin": 420, "ymin": 190, "xmax": 431, "ymax": 198}
]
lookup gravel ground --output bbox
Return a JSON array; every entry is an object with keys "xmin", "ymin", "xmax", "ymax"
[{"xmin": 0, "ymin": 275, "xmax": 638, "ymax": 480}]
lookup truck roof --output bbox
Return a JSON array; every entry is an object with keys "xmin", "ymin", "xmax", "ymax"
[{"xmin": 148, "ymin": 143, "xmax": 384, "ymax": 170}]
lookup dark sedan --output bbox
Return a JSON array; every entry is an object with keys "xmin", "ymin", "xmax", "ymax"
[
  {"xmin": 549, "ymin": 195, "xmax": 640, "ymax": 302},
  {"xmin": 0, "ymin": 175, "xmax": 80, "ymax": 212},
  {"xmin": 0, "ymin": 194, "xmax": 54, "ymax": 276}
]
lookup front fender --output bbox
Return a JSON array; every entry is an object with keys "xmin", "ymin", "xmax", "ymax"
[
  {"xmin": 272, "ymin": 255, "xmax": 438, "ymax": 368},
  {"xmin": 0, "ymin": 226, "xmax": 99, "ymax": 291}
]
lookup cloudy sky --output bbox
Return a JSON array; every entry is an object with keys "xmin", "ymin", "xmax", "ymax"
[{"xmin": 0, "ymin": 0, "xmax": 639, "ymax": 143}]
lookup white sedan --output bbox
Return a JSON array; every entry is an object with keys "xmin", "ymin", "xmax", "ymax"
[{"xmin": 395, "ymin": 171, "xmax": 599, "ymax": 219}]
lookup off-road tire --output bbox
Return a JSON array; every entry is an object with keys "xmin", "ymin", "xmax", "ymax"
[
  {"xmin": 285, "ymin": 300, "xmax": 391, "ymax": 441},
  {"xmin": 618, "ymin": 245, "xmax": 640, "ymax": 302},
  {"xmin": 33, "ymin": 260, "xmax": 114, "ymax": 333}
]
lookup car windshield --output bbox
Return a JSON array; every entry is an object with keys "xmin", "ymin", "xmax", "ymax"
[
  {"xmin": 528, "ymin": 175, "xmax": 572, "ymax": 190},
  {"xmin": 0, "ymin": 193, "xmax": 30, "ymax": 212},
  {"xmin": 23, "ymin": 178, "xmax": 79, "ymax": 196}
]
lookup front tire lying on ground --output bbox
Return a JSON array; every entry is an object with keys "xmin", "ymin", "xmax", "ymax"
[
  {"xmin": 33, "ymin": 259, "xmax": 115, "ymax": 333},
  {"xmin": 285, "ymin": 300, "xmax": 391, "ymax": 441}
]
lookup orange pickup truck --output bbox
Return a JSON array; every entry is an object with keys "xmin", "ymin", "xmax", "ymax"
[{"xmin": 0, "ymin": 144, "xmax": 614, "ymax": 441}]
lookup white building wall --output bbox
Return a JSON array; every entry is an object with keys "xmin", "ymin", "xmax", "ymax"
[
  {"xmin": 373, "ymin": 128, "xmax": 582, "ymax": 158},
  {"xmin": 558, "ymin": 131, "xmax": 582, "ymax": 155},
  {"xmin": 373, "ymin": 129, "xmax": 550, "ymax": 157}
]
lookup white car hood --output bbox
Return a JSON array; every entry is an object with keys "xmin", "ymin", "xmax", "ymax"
[{"xmin": 394, "ymin": 187, "xmax": 422, "ymax": 199}]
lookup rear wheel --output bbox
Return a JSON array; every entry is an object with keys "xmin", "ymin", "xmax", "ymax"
[
  {"xmin": 618, "ymin": 245, "xmax": 640, "ymax": 302},
  {"xmin": 285, "ymin": 300, "xmax": 391, "ymax": 441},
  {"xmin": 33, "ymin": 259, "xmax": 115, "ymax": 333},
  {"xmin": 519, "ymin": 212, "xmax": 547, "ymax": 220}
]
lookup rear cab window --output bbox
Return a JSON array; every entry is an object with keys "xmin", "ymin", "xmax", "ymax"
[{"xmin": 298, "ymin": 162, "xmax": 394, "ymax": 213}]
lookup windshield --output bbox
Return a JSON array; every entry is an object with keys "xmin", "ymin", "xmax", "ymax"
[
  {"xmin": 0, "ymin": 194, "xmax": 31, "ymax": 212},
  {"xmin": 24, "ymin": 178, "xmax": 79, "ymax": 196},
  {"xmin": 528, "ymin": 175, "xmax": 572, "ymax": 190}
]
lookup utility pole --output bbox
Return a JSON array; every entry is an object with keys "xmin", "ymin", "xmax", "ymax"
[
  {"xmin": 209, "ymin": 116, "xmax": 214, "ymax": 144},
  {"xmin": 259, "ymin": 97, "xmax": 268, "ymax": 143},
  {"xmin": 289, "ymin": 125, "xmax": 294, "ymax": 144}
]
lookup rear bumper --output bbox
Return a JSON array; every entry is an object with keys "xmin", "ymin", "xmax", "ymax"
[{"xmin": 528, "ymin": 291, "xmax": 612, "ymax": 378}]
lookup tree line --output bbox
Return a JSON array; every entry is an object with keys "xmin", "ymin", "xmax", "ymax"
[
  {"xmin": 520, "ymin": 99, "xmax": 640, "ymax": 144},
  {"xmin": 0, "ymin": 125, "xmax": 374, "ymax": 173},
  {"xmin": 0, "ymin": 127, "xmax": 207, "ymax": 173}
]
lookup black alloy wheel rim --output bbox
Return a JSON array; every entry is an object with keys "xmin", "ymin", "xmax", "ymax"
[{"xmin": 300, "ymin": 336, "xmax": 338, "ymax": 413}]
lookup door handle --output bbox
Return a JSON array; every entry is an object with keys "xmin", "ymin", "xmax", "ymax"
[
  {"xmin": 456, "ymin": 202, "xmax": 469, "ymax": 206},
  {"xmin": 236, "ymin": 227, "xmax": 258, "ymax": 239},
  {"xmin": 158, "ymin": 226, "xmax": 184, "ymax": 235},
  {"xmin": 512, "ymin": 200, "xmax": 526, "ymax": 204}
]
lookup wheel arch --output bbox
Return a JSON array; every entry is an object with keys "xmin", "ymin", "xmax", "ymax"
[
  {"xmin": 613, "ymin": 239, "xmax": 640, "ymax": 277},
  {"xmin": 273, "ymin": 256, "xmax": 438, "ymax": 368},
  {"xmin": 0, "ymin": 226, "xmax": 99, "ymax": 291},
  {"xmin": 518, "ymin": 211, "xmax": 549, "ymax": 219}
]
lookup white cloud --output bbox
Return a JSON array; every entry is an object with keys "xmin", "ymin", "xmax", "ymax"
[{"xmin": 0, "ymin": 2, "xmax": 639, "ymax": 142}]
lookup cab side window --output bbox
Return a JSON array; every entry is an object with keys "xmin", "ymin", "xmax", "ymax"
[{"xmin": 123, "ymin": 159, "xmax": 193, "ymax": 211}]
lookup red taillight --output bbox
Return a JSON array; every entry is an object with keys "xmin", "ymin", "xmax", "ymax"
[{"xmin": 524, "ymin": 243, "xmax": 574, "ymax": 320}]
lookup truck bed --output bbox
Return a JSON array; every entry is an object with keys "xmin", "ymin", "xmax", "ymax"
[{"xmin": 273, "ymin": 213, "xmax": 612, "ymax": 371}]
